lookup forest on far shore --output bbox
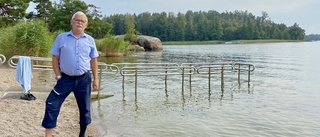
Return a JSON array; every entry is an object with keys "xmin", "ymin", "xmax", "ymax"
[
  {"xmin": 107, "ymin": 10, "xmax": 305, "ymax": 42},
  {"xmin": 1, "ymin": 0, "xmax": 306, "ymax": 42},
  {"xmin": 304, "ymin": 34, "xmax": 320, "ymax": 41}
]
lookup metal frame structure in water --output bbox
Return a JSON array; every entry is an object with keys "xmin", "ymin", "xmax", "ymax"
[{"xmin": 6, "ymin": 55, "xmax": 255, "ymax": 99}]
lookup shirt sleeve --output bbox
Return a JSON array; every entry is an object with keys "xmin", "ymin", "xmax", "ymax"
[
  {"xmin": 49, "ymin": 34, "xmax": 62, "ymax": 56},
  {"xmin": 90, "ymin": 37, "xmax": 99, "ymax": 58}
]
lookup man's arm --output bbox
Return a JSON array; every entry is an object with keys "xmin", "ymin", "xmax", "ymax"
[
  {"xmin": 52, "ymin": 55, "xmax": 61, "ymax": 80},
  {"xmin": 90, "ymin": 58, "xmax": 99, "ymax": 91}
]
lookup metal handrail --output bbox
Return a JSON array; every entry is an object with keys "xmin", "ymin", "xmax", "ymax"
[
  {"xmin": 120, "ymin": 66, "xmax": 182, "ymax": 76},
  {"xmin": 181, "ymin": 62, "xmax": 232, "ymax": 68},
  {"xmin": 8, "ymin": 55, "xmax": 53, "ymax": 70},
  {"xmin": 197, "ymin": 64, "xmax": 234, "ymax": 74},
  {"xmin": 233, "ymin": 62, "xmax": 255, "ymax": 72},
  {"xmin": 112, "ymin": 63, "xmax": 179, "ymax": 69},
  {"xmin": 96, "ymin": 62, "xmax": 119, "ymax": 99},
  {"xmin": 0, "ymin": 54, "xmax": 6, "ymax": 64},
  {"xmin": 180, "ymin": 65, "xmax": 197, "ymax": 94},
  {"xmin": 233, "ymin": 62, "xmax": 255, "ymax": 83},
  {"xmin": 7, "ymin": 55, "xmax": 113, "ymax": 99},
  {"xmin": 8, "ymin": 55, "xmax": 114, "ymax": 72},
  {"xmin": 113, "ymin": 63, "xmax": 182, "ymax": 97},
  {"xmin": 190, "ymin": 62, "xmax": 234, "ymax": 94},
  {"xmin": 6, "ymin": 55, "xmax": 256, "ymax": 98},
  {"xmin": 97, "ymin": 62, "xmax": 119, "ymax": 74}
]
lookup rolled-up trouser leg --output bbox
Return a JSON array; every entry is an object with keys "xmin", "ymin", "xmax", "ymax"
[{"xmin": 42, "ymin": 76, "xmax": 73, "ymax": 128}]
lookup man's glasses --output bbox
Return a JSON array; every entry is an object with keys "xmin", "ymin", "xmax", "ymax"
[{"xmin": 73, "ymin": 18, "xmax": 87, "ymax": 23}]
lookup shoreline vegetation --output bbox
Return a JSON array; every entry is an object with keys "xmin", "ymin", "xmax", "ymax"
[{"xmin": 162, "ymin": 39, "xmax": 305, "ymax": 45}]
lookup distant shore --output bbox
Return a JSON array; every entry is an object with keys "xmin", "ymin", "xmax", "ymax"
[{"xmin": 162, "ymin": 39, "xmax": 305, "ymax": 45}]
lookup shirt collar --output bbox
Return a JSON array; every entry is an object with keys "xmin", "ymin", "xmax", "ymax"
[{"xmin": 67, "ymin": 30, "xmax": 87, "ymax": 38}]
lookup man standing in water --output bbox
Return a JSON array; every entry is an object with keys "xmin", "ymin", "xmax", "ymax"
[{"xmin": 41, "ymin": 11, "xmax": 99, "ymax": 137}]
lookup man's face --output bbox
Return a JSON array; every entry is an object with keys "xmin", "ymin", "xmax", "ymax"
[{"xmin": 71, "ymin": 14, "xmax": 88, "ymax": 32}]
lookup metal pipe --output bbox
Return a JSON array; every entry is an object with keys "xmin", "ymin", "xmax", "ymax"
[
  {"xmin": 182, "ymin": 68, "xmax": 184, "ymax": 95},
  {"xmin": 248, "ymin": 65, "xmax": 251, "ymax": 82},
  {"xmin": 97, "ymin": 65, "xmax": 103, "ymax": 99},
  {"xmin": 189, "ymin": 64, "xmax": 192, "ymax": 95},
  {"xmin": 238, "ymin": 64, "xmax": 240, "ymax": 85},
  {"xmin": 221, "ymin": 66, "xmax": 224, "ymax": 91},
  {"xmin": 135, "ymin": 69, "xmax": 138, "ymax": 98},
  {"xmin": 0, "ymin": 54, "xmax": 6, "ymax": 64},
  {"xmin": 165, "ymin": 66, "xmax": 168, "ymax": 96},
  {"xmin": 208, "ymin": 67, "xmax": 211, "ymax": 95}
]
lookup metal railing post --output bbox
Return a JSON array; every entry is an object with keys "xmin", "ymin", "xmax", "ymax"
[
  {"xmin": 189, "ymin": 64, "xmax": 192, "ymax": 94},
  {"xmin": 221, "ymin": 66, "xmax": 224, "ymax": 91},
  {"xmin": 97, "ymin": 65, "xmax": 103, "ymax": 99},
  {"xmin": 248, "ymin": 65, "xmax": 251, "ymax": 82},
  {"xmin": 122, "ymin": 71, "xmax": 125, "ymax": 98},
  {"xmin": 182, "ymin": 68, "xmax": 184, "ymax": 95},
  {"xmin": 238, "ymin": 64, "xmax": 240, "ymax": 85},
  {"xmin": 208, "ymin": 67, "xmax": 211, "ymax": 94},
  {"xmin": 135, "ymin": 68, "xmax": 138, "ymax": 98},
  {"xmin": 165, "ymin": 65, "xmax": 168, "ymax": 95}
]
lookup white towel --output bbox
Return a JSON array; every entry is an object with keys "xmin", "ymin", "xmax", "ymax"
[{"xmin": 16, "ymin": 56, "xmax": 33, "ymax": 93}]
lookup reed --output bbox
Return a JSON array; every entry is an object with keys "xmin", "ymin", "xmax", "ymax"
[
  {"xmin": 95, "ymin": 35, "xmax": 131, "ymax": 57},
  {"xmin": 0, "ymin": 20, "xmax": 53, "ymax": 58}
]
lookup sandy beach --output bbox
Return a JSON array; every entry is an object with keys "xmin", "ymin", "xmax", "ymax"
[{"xmin": 0, "ymin": 64, "xmax": 104, "ymax": 137}]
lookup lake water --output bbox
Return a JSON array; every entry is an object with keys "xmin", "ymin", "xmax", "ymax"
[{"xmin": 93, "ymin": 42, "xmax": 320, "ymax": 137}]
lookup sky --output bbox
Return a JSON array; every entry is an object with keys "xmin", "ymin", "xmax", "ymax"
[{"xmin": 30, "ymin": 0, "xmax": 320, "ymax": 34}]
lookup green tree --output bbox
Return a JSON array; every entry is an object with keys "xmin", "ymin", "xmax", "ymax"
[
  {"xmin": 185, "ymin": 10, "xmax": 196, "ymax": 40},
  {"xmin": 86, "ymin": 4, "xmax": 112, "ymax": 38},
  {"xmin": 195, "ymin": 12, "xmax": 209, "ymax": 41},
  {"xmin": 135, "ymin": 12, "xmax": 152, "ymax": 35},
  {"xmin": 27, "ymin": 0, "xmax": 52, "ymax": 20},
  {"xmin": 288, "ymin": 23, "xmax": 305, "ymax": 40},
  {"xmin": 174, "ymin": 12, "xmax": 186, "ymax": 41},
  {"xmin": 104, "ymin": 10, "xmax": 306, "ymax": 41},
  {"xmin": 48, "ymin": 0, "xmax": 88, "ymax": 32},
  {"xmin": 106, "ymin": 14, "xmax": 126, "ymax": 35},
  {"xmin": 151, "ymin": 12, "xmax": 168, "ymax": 41},
  {"xmin": 167, "ymin": 12, "xmax": 176, "ymax": 41},
  {"xmin": 124, "ymin": 14, "xmax": 137, "ymax": 43},
  {"xmin": 209, "ymin": 16, "xmax": 223, "ymax": 40},
  {"xmin": 0, "ymin": 0, "xmax": 31, "ymax": 26}
]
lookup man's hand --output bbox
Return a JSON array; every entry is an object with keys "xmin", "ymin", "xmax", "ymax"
[{"xmin": 92, "ymin": 79, "xmax": 99, "ymax": 91}]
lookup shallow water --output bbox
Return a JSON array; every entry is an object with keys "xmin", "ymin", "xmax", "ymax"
[{"xmin": 92, "ymin": 41, "xmax": 320, "ymax": 137}]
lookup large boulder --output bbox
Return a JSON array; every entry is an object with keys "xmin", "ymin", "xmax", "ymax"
[
  {"xmin": 137, "ymin": 35, "xmax": 163, "ymax": 51},
  {"xmin": 114, "ymin": 35, "xmax": 163, "ymax": 52},
  {"xmin": 130, "ymin": 44, "xmax": 145, "ymax": 51}
]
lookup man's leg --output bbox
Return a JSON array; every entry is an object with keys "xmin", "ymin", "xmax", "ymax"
[
  {"xmin": 74, "ymin": 72, "xmax": 92, "ymax": 136},
  {"xmin": 79, "ymin": 125, "xmax": 87, "ymax": 137},
  {"xmin": 42, "ymin": 76, "xmax": 73, "ymax": 136},
  {"xmin": 45, "ymin": 128, "xmax": 53, "ymax": 137}
]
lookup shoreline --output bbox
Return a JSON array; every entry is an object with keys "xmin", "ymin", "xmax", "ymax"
[{"xmin": 0, "ymin": 64, "xmax": 104, "ymax": 136}]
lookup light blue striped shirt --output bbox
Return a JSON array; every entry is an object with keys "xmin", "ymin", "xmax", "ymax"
[{"xmin": 49, "ymin": 31, "xmax": 99, "ymax": 76}]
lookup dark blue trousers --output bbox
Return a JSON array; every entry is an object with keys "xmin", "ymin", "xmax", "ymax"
[{"xmin": 42, "ymin": 72, "xmax": 92, "ymax": 128}]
